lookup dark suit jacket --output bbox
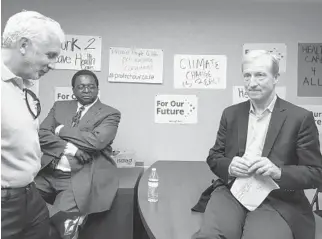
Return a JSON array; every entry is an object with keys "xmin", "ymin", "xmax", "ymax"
[
  {"xmin": 207, "ymin": 97, "xmax": 322, "ymax": 239},
  {"xmin": 38, "ymin": 99, "xmax": 121, "ymax": 214}
]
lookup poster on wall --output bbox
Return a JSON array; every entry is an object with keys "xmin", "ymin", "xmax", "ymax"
[
  {"xmin": 155, "ymin": 95, "xmax": 198, "ymax": 124},
  {"xmin": 174, "ymin": 54, "xmax": 227, "ymax": 89},
  {"xmin": 242, "ymin": 43, "xmax": 287, "ymax": 73},
  {"xmin": 299, "ymin": 105, "xmax": 322, "ymax": 150},
  {"xmin": 55, "ymin": 34, "xmax": 102, "ymax": 71},
  {"xmin": 232, "ymin": 86, "xmax": 286, "ymax": 104},
  {"xmin": 108, "ymin": 47, "xmax": 163, "ymax": 84},
  {"xmin": 297, "ymin": 43, "xmax": 322, "ymax": 97},
  {"xmin": 54, "ymin": 87, "xmax": 100, "ymax": 101}
]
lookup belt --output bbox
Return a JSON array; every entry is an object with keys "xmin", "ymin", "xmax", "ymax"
[{"xmin": 1, "ymin": 182, "xmax": 34, "ymax": 197}]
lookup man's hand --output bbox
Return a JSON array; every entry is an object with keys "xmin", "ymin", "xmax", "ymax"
[
  {"xmin": 75, "ymin": 149, "xmax": 92, "ymax": 165},
  {"xmin": 229, "ymin": 156, "xmax": 253, "ymax": 177},
  {"xmin": 247, "ymin": 157, "xmax": 281, "ymax": 180}
]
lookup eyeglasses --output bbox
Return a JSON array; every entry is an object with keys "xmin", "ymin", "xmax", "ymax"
[
  {"xmin": 243, "ymin": 72, "xmax": 268, "ymax": 82},
  {"xmin": 23, "ymin": 88, "xmax": 41, "ymax": 119},
  {"xmin": 76, "ymin": 84, "xmax": 97, "ymax": 91}
]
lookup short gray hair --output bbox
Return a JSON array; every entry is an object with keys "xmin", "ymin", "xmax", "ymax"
[
  {"xmin": 242, "ymin": 50, "xmax": 280, "ymax": 77},
  {"xmin": 2, "ymin": 10, "xmax": 65, "ymax": 48}
]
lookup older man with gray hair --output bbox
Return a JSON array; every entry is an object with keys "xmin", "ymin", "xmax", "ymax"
[{"xmin": 1, "ymin": 10, "xmax": 64, "ymax": 239}]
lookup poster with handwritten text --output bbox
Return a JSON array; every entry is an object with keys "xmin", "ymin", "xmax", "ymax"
[
  {"xmin": 55, "ymin": 35, "xmax": 102, "ymax": 71},
  {"xmin": 155, "ymin": 95, "xmax": 198, "ymax": 124},
  {"xmin": 108, "ymin": 47, "xmax": 163, "ymax": 84},
  {"xmin": 242, "ymin": 43, "xmax": 287, "ymax": 73},
  {"xmin": 297, "ymin": 43, "xmax": 322, "ymax": 97},
  {"xmin": 232, "ymin": 86, "xmax": 286, "ymax": 104},
  {"xmin": 174, "ymin": 55, "xmax": 227, "ymax": 89}
]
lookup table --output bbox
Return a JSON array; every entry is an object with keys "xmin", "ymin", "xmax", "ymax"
[
  {"xmin": 138, "ymin": 161, "xmax": 322, "ymax": 239},
  {"xmin": 80, "ymin": 166, "xmax": 144, "ymax": 239}
]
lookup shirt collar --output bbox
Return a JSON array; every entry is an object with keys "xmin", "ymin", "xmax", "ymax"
[
  {"xmin": 1, "ymin": 61, "xmax": 34, "ymax": 89},
  {"xmin": 249, "ymin": 94, "xmax": 277, "ymax": 115},
  {"xmin": 77, "ymin": 97, "xmax": 99, "ymax": 111}
]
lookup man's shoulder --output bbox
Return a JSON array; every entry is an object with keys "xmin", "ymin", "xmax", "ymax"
[
  {"xmin": 96, "ymin": 100, "xmax": 121, "ymax": 115},
  {"xmin": 278, "ymin": 98, "xmax": 312, "ymax": 118},
  {"xmin": 223, "ymin": 101, "xmax": 249, "ymax": 114}
]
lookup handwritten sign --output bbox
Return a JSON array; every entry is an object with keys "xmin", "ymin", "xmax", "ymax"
[
  {"xmin": 155, "ymin": 95, "xmax": 198, "ymax": 124},
  {"xmin": 108, "ymin": 47, "xmax": 163, "ymax": 84},
  {"xmin": 55, "ymin": 35, "xmax": 102, "ymax": 71},
  {"xmin": 174, "ymin": 55, "xmax": 227, "ymax": 89},
  {"xmin": 297, "ymin": 43, "xmax": 322, "ymax": 97},
  {"xmin": 243, "ymin": 43, "xmax": 287, "ymax": 73},
  {"xmin": 54, "ymin": 87, "xmax": 100, "ymax": 101},
  {"xmin": 232, "ymin": 86, "xmax": 286, "ymax": 104}
]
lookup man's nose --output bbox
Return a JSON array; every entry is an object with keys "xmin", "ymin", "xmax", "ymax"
[{"xmin": 83, "ymin": 87, "xmax": 90, "ymax": 93}]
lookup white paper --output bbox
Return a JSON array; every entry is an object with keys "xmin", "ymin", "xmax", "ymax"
[
  {"xmin": 155, "ymin": 95, "xmax": 198, "ymax": 124},
  {"xmin": 230, "ymin": 175, "xmax": 279, "ymax": 211},
  {"xmin": 55, "ymin": 35, "xmax": 102, "ymax": 71},
  {"xmin": 108, "ymin": 47, "xmax": 163, "ymax": 84},
  {"xmin": 174, "ymin": 54, "xmax": 227, "ymax": 89}
]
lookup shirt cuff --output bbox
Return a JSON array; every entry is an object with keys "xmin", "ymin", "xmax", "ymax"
[
  {"xmin": 55, "ymin": 125, "xmax": 64, "ymax": 135},
  {"xmin": 64, "ymin": 142, "xmax": 78, "ymax": 156}
]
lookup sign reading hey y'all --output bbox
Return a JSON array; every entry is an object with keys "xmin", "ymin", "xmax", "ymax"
[
  {"xmin": 55, "ymin": 87, "xmax": 100, "ymax": 101},
  {"xmin": 155, "ymin": 95, "xmax": 198, "ymax": 124},
  {"xmin": 232, "ymin": 86, "xmax": 286, "ymax": 104},
  {"xmin": 55, "ymin": 35, "xmax": 102, "ymax": 71},
  {"xmin": 299, "ymin": 105, "xmax": 322, "ymax": 135},
  {"xmin": 108, "ymin": 47, "xmax": 163, "ymax": 84},
  {"xmin": 297, "ymin": 43, "xmax": 322, "ymax": 97},
  {"xmin": 174, "ymin": 55, "xmax": 227, "ymax": 89}
]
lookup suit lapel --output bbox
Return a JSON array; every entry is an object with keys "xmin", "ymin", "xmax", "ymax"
[
  {"xmin": 262, "ymin": 98, "xmax": 287, "ymax": 157},
  {"xmin": 78, "ymin": 99, "xmax": 102, "ymax": 127},
  {"xmin": 66, "ymin": 101, "xmax": 78, "ymax": 127},
  {"xmin": 238, "ymin": 101, "xmax": 250, "ymax": 157}
]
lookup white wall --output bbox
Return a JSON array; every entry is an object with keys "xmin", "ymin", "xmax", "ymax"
[{"xmin": 2, "ymin": 0, "xmax": 322, "ymax": 166}]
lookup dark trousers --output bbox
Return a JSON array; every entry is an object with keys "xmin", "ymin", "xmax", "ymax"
[
  {"xmin": 193, "ymin": 186, "xmax": 293, "ymax": 239},
  {"xmin": 1, "ymin": 182, "xmax": 49, "ymax": 239},
  {"xmin": 35, "ymin": 167, "xmax": 83, "ymax": 239}
]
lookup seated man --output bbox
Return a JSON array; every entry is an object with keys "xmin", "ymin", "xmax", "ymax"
[
  {"xmin": 194, "ymin": 50, "xmax": 322, "ymax": 239},
  {"xmin": 35, "ymin": 69, "xmax": 121, "ymax": 238}
]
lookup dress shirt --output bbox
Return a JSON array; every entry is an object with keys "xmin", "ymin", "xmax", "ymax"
[
  {"xmin": 1, "ymin": 62, "xmax": 41, "ymax": 188},
  {"xmin": 55, "ymin": 98, "xmax": 98, "ymax": 172}
]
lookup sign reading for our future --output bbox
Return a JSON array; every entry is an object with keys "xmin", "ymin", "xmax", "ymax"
[
  {"xmin": 299, "ymin": 105, "xmax": 322, "ymax": 134},
  {"xmin": 55, "ymin": 35, "xmax": 102, "ymax": 71},
  {"xmin": 155, "ymin": 95, "xmax": 198, "ymax": 124},
  {"xmin": 55, "ymin": 87, "xmax": 100, "ymax": 101},
  {"xmin": 174, "ymin": 55, "xmax": 227, "ymax": 89},
  {"xmin": 108, "ymin": 47, "xmax": 163, "ymax": 84},
  {"xmin": 297, "ymin": 43, "xmax": 322, "ymax": 97}
]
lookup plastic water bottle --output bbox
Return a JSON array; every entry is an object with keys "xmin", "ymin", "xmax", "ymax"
[{"xmin": 148, "ymin": 168, "xmax": 159, "ymax": 202}]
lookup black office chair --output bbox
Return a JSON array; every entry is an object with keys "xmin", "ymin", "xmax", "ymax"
[{"xmin": 311, "ymin": 187, "xmax": 322, "ymax": 217}]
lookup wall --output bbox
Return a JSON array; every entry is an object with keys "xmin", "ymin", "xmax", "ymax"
[{"xmin": 2, "ymin": 0, "xmax": 322, "ymax": 166}]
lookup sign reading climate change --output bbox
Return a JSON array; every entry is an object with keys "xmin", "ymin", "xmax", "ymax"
[
  {"xmin": 155, "ymin": 95, "xmax": 198, "ymax": 124},
  {"xmin": 55, "ymin": 35, "xmax": 102, "ymax": 71},
  {"xmin": 108, "ymin": 47, "xmax": 163, "ymax": 84},
  {"xmin": 174, "ymin": 55, "xmax": 227, "ymax": 89}
]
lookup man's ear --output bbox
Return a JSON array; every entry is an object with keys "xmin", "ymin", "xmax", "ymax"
[
  {"xmin": 18, "ymin": 37, "xmax": 31, "ymax": 56},
  {"xmin": 273, "ymin": 73, "xmax": 280, "ymax": 85}
]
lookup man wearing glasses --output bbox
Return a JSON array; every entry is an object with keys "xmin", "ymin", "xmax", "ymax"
[
  {"xmin": 194, "ymin": 50, "xmax": 322, "ymax": 239},
  {"xmin": 35, "ymin": 69, "xmax": 121, "ymax": 238},
  {"xmin": 1, "ymin": 10, "xmax": 65, "ymax": 239}
]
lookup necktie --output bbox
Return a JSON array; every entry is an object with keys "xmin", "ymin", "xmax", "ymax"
[{"xmin": 71, "ymin": 106, "xmax": 85, "ymax": 127}]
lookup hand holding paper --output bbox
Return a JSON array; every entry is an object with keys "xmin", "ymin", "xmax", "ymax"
[{"xmin": 247, "ymin": 156, "xmax": 282, "ymax": 180}]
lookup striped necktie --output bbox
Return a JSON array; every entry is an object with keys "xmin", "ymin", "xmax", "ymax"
[{"xmin": 71, "ymin": 106, "xmax": 85, "ymax": 127}]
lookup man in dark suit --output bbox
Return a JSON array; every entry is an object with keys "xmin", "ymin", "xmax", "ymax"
[
  {"xmin": 194, "ymin": 50, "xmax": 322, "ymax": 239},
  {"xmin": 35, "ymin": 69, "xmax": 121, "ymax": 238}
]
